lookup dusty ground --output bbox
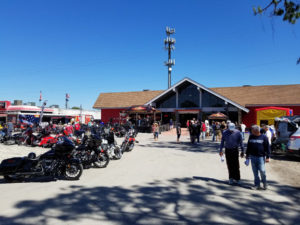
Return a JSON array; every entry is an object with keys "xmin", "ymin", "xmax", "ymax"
[{"xmin": 0, "ymin": 133, "xmax": 299, "ymax": 225}]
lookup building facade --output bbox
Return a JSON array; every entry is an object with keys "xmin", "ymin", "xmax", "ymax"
[{"xmin": 93, "ymin": 77, "xmax": 300, "ymax": 127}]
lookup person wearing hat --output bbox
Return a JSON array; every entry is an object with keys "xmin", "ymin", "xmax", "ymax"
[
  {"xmin": 153, "ymin": 122, "xmax": 159, "ymax": 141},
  {"xmin": 220, "ymin": 122, "xmax": 244, "ymax": 185}
]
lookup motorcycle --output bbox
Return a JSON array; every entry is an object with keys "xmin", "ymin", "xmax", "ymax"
[
  {"xmin": 73, "ymin": 134, "xmax": 110, "ymax": 168},
  {"xmin": 120, "ymin": 129, "xmax": 136, "ymax": 152},
  {"xmin": 101, "ymin": 128, "xmax": 122, "ymax": 160},
  {"xmin": 0, "ymin": 136, "xmax": 83, "ymax": 182}
]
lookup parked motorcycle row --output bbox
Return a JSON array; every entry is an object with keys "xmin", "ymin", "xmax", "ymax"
[{"xmin": 0, "ymin": 124, "xmax": 138, "ymax": 182}]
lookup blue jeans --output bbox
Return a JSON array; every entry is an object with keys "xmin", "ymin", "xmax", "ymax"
[
  {"xmin": 250, "ymin": 156, "xmax": 267, "ymax": 187},
  {"xmin": 201, "ymin": 132, "xmax": 206, "ymax": 140}
]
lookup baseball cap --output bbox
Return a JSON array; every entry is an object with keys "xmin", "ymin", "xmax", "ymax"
[{"xmin": 228, "ymin": 123, "xmax": 235, "ymax": 131}]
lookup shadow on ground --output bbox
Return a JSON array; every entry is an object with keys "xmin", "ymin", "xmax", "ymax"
[
  {"xmin": 0, "ymin": 177, "xmax": 299, "ymax": 225},
  {"xmin": 139, "ymin": 140, "xmax": 222, "ymax": 154}
]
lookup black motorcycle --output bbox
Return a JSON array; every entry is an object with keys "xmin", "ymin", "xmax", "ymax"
[
  {"xmin": 73, "ymin": 134, "xmax": 110, "ymax": 169},
  {"xmin": 0, "ymin": 136, "xmax": 83, "ymax": 182}
]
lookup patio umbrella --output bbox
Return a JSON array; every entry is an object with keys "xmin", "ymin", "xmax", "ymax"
[
  {"xmin": 208, "ymin": 112, "xmax": 228, "ymax": 120},
  {"xmin": 126, "ymin": 105, "xmax": 158, "ymax": 113}
]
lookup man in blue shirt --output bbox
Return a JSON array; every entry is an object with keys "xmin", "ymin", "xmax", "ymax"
[
  {"xmin": 220, "ymin": 123, "xmax": 244, "ymax": 185},
  {"xmin": 246, "ymin": 125, "xmax": 270, "ymax": 190}
]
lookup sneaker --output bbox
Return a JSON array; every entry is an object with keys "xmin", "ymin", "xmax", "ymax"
[
  {"xmin": 228, "ymin": 179, "xmax": 234, "ymax": 185},
  {"xmin": 251, "ymin": 186, "xmax": 261, "ymax": 190},
  {"xmin": 236, "ymin": 180, "xmax": 242, "ymax": 186},
  {"xmin": 263, "ymin": 183, "xmax": 268, "ymax": 190}
]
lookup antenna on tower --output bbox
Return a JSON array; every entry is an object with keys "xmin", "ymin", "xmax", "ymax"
[{"xmin": 164, "ymin": 27, "xmax": 176, "ymax": 89}]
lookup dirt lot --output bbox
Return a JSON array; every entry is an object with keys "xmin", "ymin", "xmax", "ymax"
[
  {"xmin": 0, "ymin": 133, "xmax": 299, "ymax": 225},
  {"xmin": 269, "ymin": 154, "xmax": 300, "ymax": 187}
]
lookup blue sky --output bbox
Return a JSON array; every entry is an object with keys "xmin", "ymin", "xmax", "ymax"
[{"xmin": 0, "ymin": 0, "xmax": 299, "ymax": 109}]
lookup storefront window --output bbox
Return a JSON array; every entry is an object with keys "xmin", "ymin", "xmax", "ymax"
[
  {"xmin": 156, "ymin": 91, "xmax": 176, "ymax": 108},
  {"xmin": 202, "ymin": 90, "xmax": 226, "ymax": 107},
  {"xmin": 178, "ymin": 82, "xmax": 199, "ymax": 108}
]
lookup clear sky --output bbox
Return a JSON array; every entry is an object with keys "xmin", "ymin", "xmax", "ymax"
[{"xmin": 0, "ymin": 0, "xmax": 299, "ymax": 110}]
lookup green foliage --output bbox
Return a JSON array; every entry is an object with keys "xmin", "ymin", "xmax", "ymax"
[
  {"xmin": 71, "ymin": 106, "xmax": 81, "ymax": 110},
  {"xmin": 254, "ymin": 0, "xmax": 300, "ymax": 24}
]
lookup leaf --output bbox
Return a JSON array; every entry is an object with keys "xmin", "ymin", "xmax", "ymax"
[{"xmin": 276, "ymin": 8, "xmax": 284, "ymax": 16}]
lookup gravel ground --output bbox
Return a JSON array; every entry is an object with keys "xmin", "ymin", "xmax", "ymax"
[{"xmin": 0, "ymin": 133, "xmax": 299, "ymax": 225}]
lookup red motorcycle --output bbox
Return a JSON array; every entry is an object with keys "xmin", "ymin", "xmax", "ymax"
[{"xmin": 120, "ymin": 129, "xmax": 136, "ymax": 152}]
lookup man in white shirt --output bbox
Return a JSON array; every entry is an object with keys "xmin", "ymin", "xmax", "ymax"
[
  {"xmin": 263, "ymin": 125, "xmax": 272, "ymax": 145},
  {"xmin": 240, "ymin": 123, "xmax": 246, "ymax": 140}
]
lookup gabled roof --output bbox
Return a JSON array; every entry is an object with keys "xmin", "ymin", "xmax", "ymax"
[
  {"xmin": 211, "ymin": 84, "xmax": 300, "ymax": 107},
  {"xmin": 93, "ymin": 90, "xmax": 164, "ymax": 109},
  {"xmin": 93, "ymin": 78, "xmax": 300, "ymax": 112},
  {"xmin": 145, "ymin": 77, "xmax": 250, "ymax": 112}
]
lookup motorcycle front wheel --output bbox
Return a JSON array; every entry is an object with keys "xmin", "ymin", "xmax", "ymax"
[
  {"xmin": 93, "ymin": 152, "xmax": 109, "ymax": 168},
  {"xmin": 64, "ymin": 162, "xmax": 83, "ymax": 180},
  {"xmin": 127, "ymin": 143, "xmax": 134, "ymax": 152},
  {"xmin": 114, "ymin": 146, "xmax": 122, "ymax": 160}
]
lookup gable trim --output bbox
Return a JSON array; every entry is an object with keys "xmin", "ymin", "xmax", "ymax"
[{"xmin": 146, "ymin": 77, "xmax": 249, "ymax": 113}]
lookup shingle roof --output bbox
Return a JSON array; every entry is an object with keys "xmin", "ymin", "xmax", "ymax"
[
  {"xmin": 93, "ymin": 84, "xmax": 300, "ymax": 109},
  {"xmin": 211, "ymin": 84, "xmax": 300, "ymax": 107},
  {"xmin": 93, "ymin": 90, "xmax": 164, "ymax": 109}
]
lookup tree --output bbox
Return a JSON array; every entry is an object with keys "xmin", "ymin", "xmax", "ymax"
[
  {"xmin": 253, "ymin": 0, "xmax": 300, "ymax": 64},
  {"xmin": 71, "ymin": 106, "xmax": 80, "ymax": 110},
  {"xmin": 253, "ymin": 0, "xmax": 300, "ymax": 24}
]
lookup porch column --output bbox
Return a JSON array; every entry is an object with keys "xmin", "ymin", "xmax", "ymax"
[
  {"xmin": 197, "ymin": 87, "xmax": 202, "ymax": 121},
  {"xmin": 238, "ymin": 109, "xmax": 242, "ymax": 124}
]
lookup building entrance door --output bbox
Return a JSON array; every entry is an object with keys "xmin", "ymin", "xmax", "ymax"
[{"xmin": 179, "ymin": 113, "xmax": 198, "ymax": 127}]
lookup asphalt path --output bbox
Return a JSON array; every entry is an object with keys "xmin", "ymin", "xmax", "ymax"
[{"xmin": 0, "ymin": 133, "xmax": 299, "ymax": 225}]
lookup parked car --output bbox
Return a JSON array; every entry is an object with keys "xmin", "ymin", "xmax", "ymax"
[
  {"xmin": 271, "ymin": 116, "xmax": 300, "ymax": 153},
  {"xmin": 287, "ymin": 127, "xmax": 300, "ymax": 157}
]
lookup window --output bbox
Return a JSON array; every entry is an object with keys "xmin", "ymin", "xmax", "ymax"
[
  {"xmin": 156, "ymin": 91, "xmax": 176, "ymax": 108},
  {"xmin": 202, "ymin": 90, "xmax": 226, "ymax": 107},
  {"xmin": 178, "ymin": 82, "xmax": 199, "ymax": 108}
]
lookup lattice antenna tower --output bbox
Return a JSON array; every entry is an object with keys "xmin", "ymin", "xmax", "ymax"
[{"xmin": 164, "ymin": 27, "xmax": 175, "ymax": 89}]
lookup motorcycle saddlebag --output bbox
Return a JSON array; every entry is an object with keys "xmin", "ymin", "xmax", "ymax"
[{"xmin": 0, "ymin": 157, "xmax": 23, "ymax": 174}]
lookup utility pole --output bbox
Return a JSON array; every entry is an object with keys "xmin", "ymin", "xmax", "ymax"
[
  {"xmin": 164, "ymin": 27, "xmax": 175, "ymax": 89},
  {"xmin": 65, "ymin": 93, "xmax": 70, "ymax": 109}
]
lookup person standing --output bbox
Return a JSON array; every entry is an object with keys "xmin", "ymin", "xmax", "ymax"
[
  {"xmin": 7, "ymin": 121, "xmax": 14, "ymax": 137},
  {"xmin": 153, "ymin": 122, "xmax": 159, "ymax": 141},
  {"xmin": 215, "ymin": 122, "xmax": 221, "ymax": 141},
  {"xmin": 246, "ymin": 125, "xmax": 270, "ymax": 190},
  {"xmin": 176, "ymin": 122, "xmax": 181, "ymax": 143},
  {"xmin": 196, "ymin": 121, "xmax": 201, "ymax": 143},
  {"xmin": 240, "ymin": 123, "xmax": 246, "ymax": 140},
  {"xmin": 263, "ymin": 125, "xmax": 272, "ymax": 146},
  {"xmin": 211, "ymin": 121, "xmax": 216, "ymax": 142},
  {"xmin": 201, "ymin": 121, "xmax": 206, "ymax": 140},
  {"xmin": 219, "ymin": 123, "xmax": 244, "ymax": 185}
]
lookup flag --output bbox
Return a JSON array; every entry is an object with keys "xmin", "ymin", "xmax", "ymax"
[
  {"xmin": 39, "ymin": 91, "xmax": 42, "ymax": 102},
  {"xmin": 19, "ymin": 115, "xmax": 39, "ymax": 125},
  {"xmin": 66, "ymin": 93, "xmax": 70, "ymax": 101}
]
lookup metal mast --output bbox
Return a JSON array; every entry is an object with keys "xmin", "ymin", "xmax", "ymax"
[{"xmin": 164, "ymin": 27, "xmax": 175, "ymax": 89}]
